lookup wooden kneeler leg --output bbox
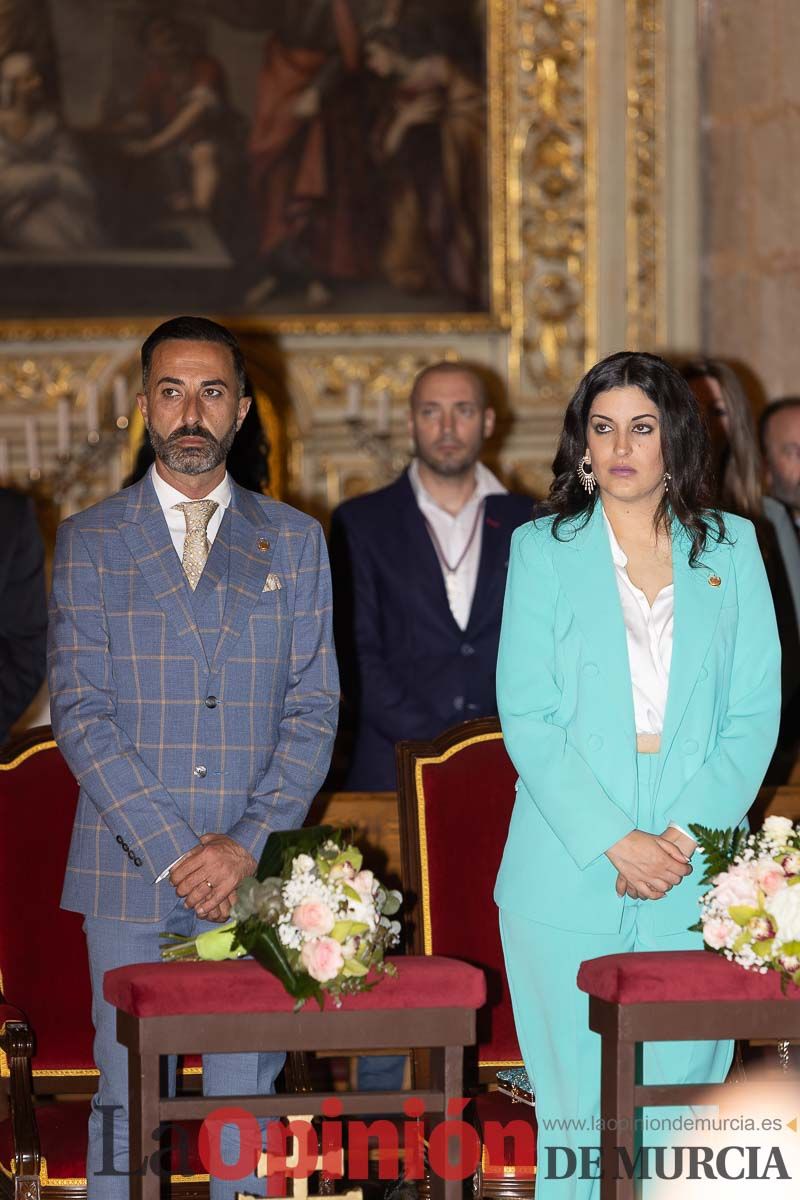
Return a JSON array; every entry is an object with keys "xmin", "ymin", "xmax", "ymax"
[
  {"xmin": 128, "ymin": 1050, "xmax": 162, "ymax": 1200},
  {"xmin": 427, "ymin": 1044, "xmax": 466, "ymax": 1200},
  {"xmin": 599, "ymin": 1025, "xmax": 637, "ymax": 1200}
]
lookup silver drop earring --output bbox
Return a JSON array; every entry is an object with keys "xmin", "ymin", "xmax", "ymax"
[
  {"xmin": 577, "ymin": 453, "xmax": 596, "ymax": 494},
  {"xmin": 663, "ymin": 471, "xmax": 671, "ymax": 493}
]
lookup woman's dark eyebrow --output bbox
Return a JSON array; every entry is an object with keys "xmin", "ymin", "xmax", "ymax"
[{"xmin": 590, "ymin": 412, "xmax": 658, "ymax": 421}]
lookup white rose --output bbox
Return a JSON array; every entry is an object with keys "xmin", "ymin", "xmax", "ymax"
[
  {"xmin": 763, "ymin": 816, "xmax": 794, "ymax": 837},
  {"xmin": 292, "ymin": 853, "xmax": 315, "ymax": 876},
  {"xmin": 764, "ymin": 885, "xmax": 800, "ymax": 945}
]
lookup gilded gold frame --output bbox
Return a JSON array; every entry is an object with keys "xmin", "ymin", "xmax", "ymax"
[{"xmin": 0, "ymin": 0, "xmax": 511, "ymax": 341}]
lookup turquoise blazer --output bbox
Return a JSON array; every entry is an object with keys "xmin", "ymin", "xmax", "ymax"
[{"xmin": 494, "ymin": 502, "xmax": 781, "ymax": 935}]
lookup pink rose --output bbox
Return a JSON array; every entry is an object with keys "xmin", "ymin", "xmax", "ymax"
[
  {"xmin": 353, "ymin": 869, "xmax": 375, "ymax": 898},
  {"xmin": 703, "ymin": 917, "xmax": 737, "ymax": 950},
  {"xmin": 757, "ymin": 866, "xmax": 786, "ymax": 896},
  {"xmin": 711, "ymin": 864, "xmax": 759, "ymax": 910},
  {"xmin": 300, "ymin": 936, "xmax": 344, "ymax": 982},
  {"xmin": 292, "ymin": 901, "xmax": 335, "ymax": 937}
]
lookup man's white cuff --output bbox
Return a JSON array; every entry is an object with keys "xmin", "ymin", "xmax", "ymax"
[{"xmin": 154, "ymin": 852, "xmax": 189, "ymax": 884}]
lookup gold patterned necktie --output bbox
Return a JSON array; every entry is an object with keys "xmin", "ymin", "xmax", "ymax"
[{"xmin": 175, "ymin": 500, "xmax": 219, "ymax": 590}]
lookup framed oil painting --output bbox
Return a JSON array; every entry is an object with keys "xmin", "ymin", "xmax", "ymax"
[{"xmin": 0, "ymin": 0, "xmax": 507, "ymax": 329}]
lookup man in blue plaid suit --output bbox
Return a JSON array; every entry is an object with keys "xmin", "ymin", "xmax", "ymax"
[{"xmin": 48, "ymin": 316, "xmax": 339, "ymax": 1199}]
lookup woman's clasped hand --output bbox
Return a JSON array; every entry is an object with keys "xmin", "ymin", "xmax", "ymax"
[{"xmin": 606, "ymin": 828, "xmax": 693, "ymax": 900}]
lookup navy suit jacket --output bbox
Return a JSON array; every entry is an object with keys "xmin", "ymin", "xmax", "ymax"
[{"xmin": 329, "ymin": 471, "xmax": 532, "ymax": 789}]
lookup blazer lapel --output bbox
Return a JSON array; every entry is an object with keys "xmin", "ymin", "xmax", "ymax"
[
  {"xmin": 552, "ymin": 502, "xmax": 637, "ymax": 745},
  {"xmin": 465, "ymin": 503, "xmax": 506, "ymax": 637},
  {"xmin": 209, "ymin": 483, "xmax": 278, "ymax": 675},
  {"xmin": 658, "ymin": 524, "xmax": 730, "ymax": 768},
  {"xmin": 119, "ymin": 477, "xmax": 209, "ymax": 671},
  {"xmin": 399, "ymin": 475, "xmax": 463, "ymax": 637}
]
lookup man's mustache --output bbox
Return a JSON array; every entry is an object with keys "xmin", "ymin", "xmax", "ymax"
[{"xmin": 166, "ymin": 424, "xmax": 218, "ymax": 446}]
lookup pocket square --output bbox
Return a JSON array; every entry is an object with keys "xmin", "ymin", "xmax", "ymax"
[{"xmin": 263, "ymin": 573, "xmax": 282, "ymax": 592}]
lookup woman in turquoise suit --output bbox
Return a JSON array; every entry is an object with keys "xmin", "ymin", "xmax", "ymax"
[{"xmin": 495, "ymin": 351, "xmax": 781, "ymax": 1197}]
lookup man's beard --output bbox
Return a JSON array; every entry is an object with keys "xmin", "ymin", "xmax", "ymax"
[
  {"xmin": 147, "ymin": 421, "xmax": 237, "ymax": 476},
  {"xmin": 415, "ymin": 440, "xmax": 481, "ymax": 479}
]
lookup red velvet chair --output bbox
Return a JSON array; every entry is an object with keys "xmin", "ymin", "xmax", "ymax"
[
  {"xmin": 396, "ymin": 718, "xmax": 537, "ymax": 1199},
  {"xmin": 0, "ymin": 727, "xmax": 207, "ymax": 1199}
]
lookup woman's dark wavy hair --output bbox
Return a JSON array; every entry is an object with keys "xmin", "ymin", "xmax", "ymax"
[{"xmin": 542, "ymin": 351, "xmax": 726, "ymax": 565}]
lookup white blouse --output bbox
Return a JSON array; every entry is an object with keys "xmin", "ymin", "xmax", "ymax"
[{"xmin": 604, "ymin": 514, "xmax": 673, "ymax": 736}]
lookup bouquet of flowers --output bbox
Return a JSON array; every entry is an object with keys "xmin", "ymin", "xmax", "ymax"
[
  {"xmin": 161, "ymin": 826, "xmax": 402, "ymax": 1008},
  {"xmin": 690, "ymin": 816, "xmax": 800, "ymax": 988}
]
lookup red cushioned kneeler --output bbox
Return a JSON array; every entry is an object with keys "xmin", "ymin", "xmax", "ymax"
[
  {"xmin": 105, "ymin": 956, "xmax": 485, "ymax": 1016},
  {"xmin": 105, "ymin": 954, "xmax": 484, "ymax": 1200},
  {"xmin": 578, "ymin": 948, "xmax": 800, "ymax": 1003},
  {"xmin": 578, "ymin": 950, "xmax": 800, "ymax": 1200}
]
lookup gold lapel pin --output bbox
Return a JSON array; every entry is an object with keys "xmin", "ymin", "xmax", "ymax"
[
  {"xmin": 258, "ymin": 539, "xmax": 270, "ymax": 552},
  {"xmin": 708, "ymin": 574, "xmax": 722, "ymax": 587}
]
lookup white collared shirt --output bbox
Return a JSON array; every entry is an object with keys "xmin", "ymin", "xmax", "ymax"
[
  {"xmin": 408, "ymin": 458, "xmax": 507, "ymax": 630},
  {"xmin": 149, "ymin": 464, "xmax": 231, "ymax": 560},
  {"xmin": 603, "ymin": 513, "xmax": 674, "ymax": 736}
]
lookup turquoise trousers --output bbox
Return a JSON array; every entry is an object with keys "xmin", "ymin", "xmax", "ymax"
[{"xmin": 498, "ymin": 755, "xmax": 733, "ymax": 1199}]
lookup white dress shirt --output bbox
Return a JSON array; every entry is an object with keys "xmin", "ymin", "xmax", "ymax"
[
  {"xmin": 150, "ymin": 465, "xmax": 231, "ymax": 884},
  {"xmin": 604, "ymin": 513, "xmax": 673, "ymax": 735},
  {"xmin": 408, "ymin": 458, "xmax": 507, "ymax": 630},
  {"xmin": 149, "ymin": 464, "xmax": 231, "ymax": 559},
  {"xmin": 604, "ymin": 514, "xmax": 694, "ymax": 846}
]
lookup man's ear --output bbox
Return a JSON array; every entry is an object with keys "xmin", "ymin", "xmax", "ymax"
[
  {"xmin": 236, "ymin": 395, "xmax": 252, "ymax": 429},
  {"xmin": 136, "ymin": 392, "xmax": 148, "ymax": 423},
  {"xmin": 483, "ymin": 406, "xmax": 496, "ymax": 439}
]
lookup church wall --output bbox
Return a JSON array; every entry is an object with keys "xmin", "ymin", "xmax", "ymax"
[{"xmin": 702, "ymin": 0, "xmax": 800, "ymax": 399}]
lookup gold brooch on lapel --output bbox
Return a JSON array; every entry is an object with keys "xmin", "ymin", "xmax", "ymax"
[
  {"xmin": 258, "ymin": 538, "xmax": 270, "ymax": 552},
  {"xmin": 708, "ymin": 574, "xmax": 722, "ymax": 588},
  {"xmin": 263, "ymin": 573, "xmax": 282, "ymax": 592}
]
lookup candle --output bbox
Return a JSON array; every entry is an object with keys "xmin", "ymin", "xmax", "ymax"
[
  {"xmin": 25, "ymin": 416, "xmax": 40, "ymax": 475},
  {"xmin": 113, "ymin": 374, "xmax": 128, "ymax": 421},
  {"xmin": 375, "ymin": 388, "xmax": 391, "ymax": 435},
  {"xmin": 85, "ymin": 382, "xmax": 99, "ymax": 435},
  {"xmin": 57, "ymin": 396, "xmax": 71, "ymax": 457},
  {"xmin": 345, "ymin": 379, "xmax": 362, "ymax": 419},
  {"xmin": 0, "ymin": 438, "xmax": 8, "ymax": 482}
]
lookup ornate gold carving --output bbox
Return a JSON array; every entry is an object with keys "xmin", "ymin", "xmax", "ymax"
[
  {"xmin": 292, "ymin": 352, "xmax": 461, "ymax": 408},
  {"xmin": 513, "ymin": 0, "xmax": 589, "ymax": 403},
  {"xmin": 0, "ymin": 357, "xmax": 86, "ymax": 405},
  {"xmin": 626, "ymin": 0, "xmax": 663, "ymax": 349}
]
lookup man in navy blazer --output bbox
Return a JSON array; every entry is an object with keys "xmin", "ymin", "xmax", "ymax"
[
  {"xmin": 330, "ymin": 362, "xmax": 531, "ymax": 791},
  {"xmin": 48, "ymin": 317, "xmax": 338, "ymax": 1199}
]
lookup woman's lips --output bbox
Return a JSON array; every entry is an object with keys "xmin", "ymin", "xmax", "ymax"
[{"xmin": 610, "ymin": 466, "xmax": 635, "ymax": 475}]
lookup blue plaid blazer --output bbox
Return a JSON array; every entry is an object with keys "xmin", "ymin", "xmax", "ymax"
[{"xmin": 48, "ymin": 474, "xmax": 339, "ymax": 922}]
